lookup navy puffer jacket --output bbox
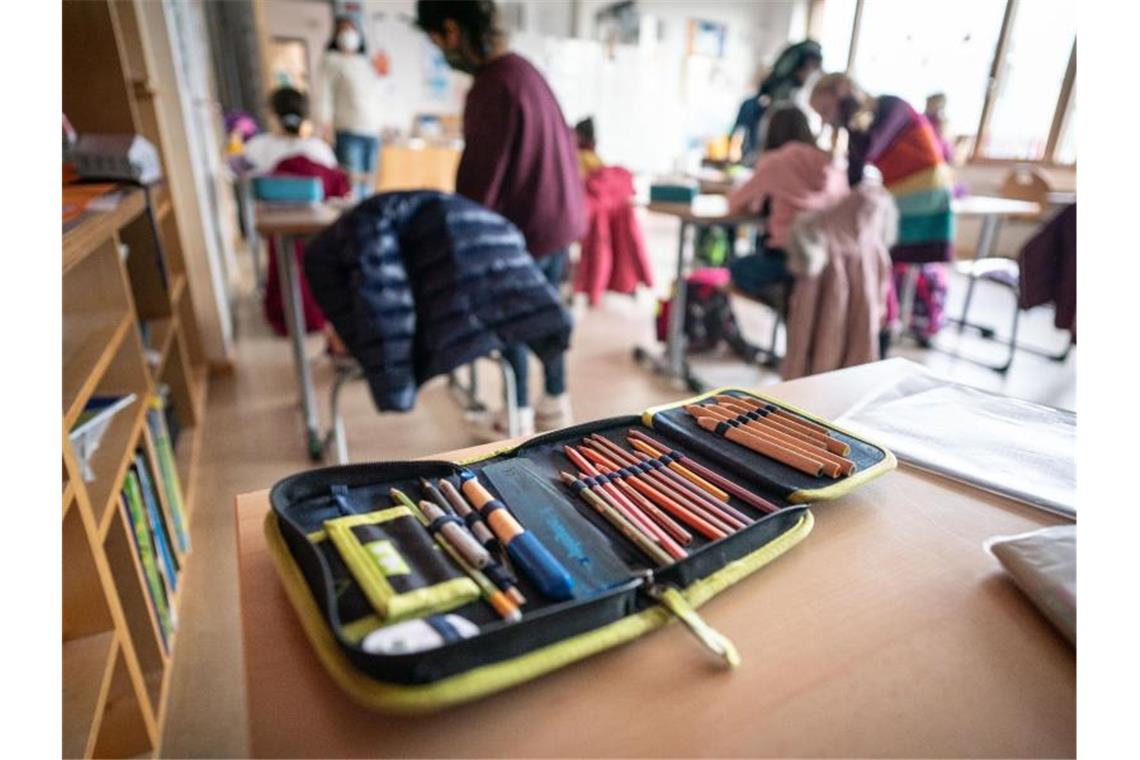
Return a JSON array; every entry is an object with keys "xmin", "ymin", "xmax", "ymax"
[{"xmin": 304, "ymin": 191, "xmax": 573, "ymax": 412}]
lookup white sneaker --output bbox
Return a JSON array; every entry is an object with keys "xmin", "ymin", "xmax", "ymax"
[
  {"xmin": 466, "ymin": 406, "xmax": 535, "ymax": 444},
  {"xmin": 535, "ymin": 393, "xmax": 574, "ymax": 432}
]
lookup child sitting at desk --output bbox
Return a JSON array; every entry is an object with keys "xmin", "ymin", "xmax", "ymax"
[
  {"xmin": 253, "ymin": 87, "xmax": 351, "ymax": 350},
  {"xmin": 726, "ymin": 106, "xmax": 848, "ymax": 296},
  {"xmin": 244, "ymin": 87, "xmax": 339, "ymax": 174}
]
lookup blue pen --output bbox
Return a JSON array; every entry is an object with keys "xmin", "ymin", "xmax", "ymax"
[{"xmin": 458, "ymin": 470, "xmax": 576, "ymax": 601}]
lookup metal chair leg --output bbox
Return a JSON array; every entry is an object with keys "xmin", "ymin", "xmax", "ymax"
[
  {"xmin": 326, "ymin": 363, "xmax": 360, "ymax": 465},
  {"xmin": 995, "ymin": 295, "xmax": 1022, "ymax": 374},
  {"xmin": 496, "ymin": 356, "xmax": 521, "ymax": 438}
]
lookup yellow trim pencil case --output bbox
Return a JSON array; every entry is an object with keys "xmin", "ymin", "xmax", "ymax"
[{"xmin": 266, "ymin": 387, "xmax": 895, "ymax": 713}]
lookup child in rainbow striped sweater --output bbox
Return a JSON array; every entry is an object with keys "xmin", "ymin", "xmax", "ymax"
[{"xmin": 811, "ymin": 74, "xmax": 954, "ymax": 341}]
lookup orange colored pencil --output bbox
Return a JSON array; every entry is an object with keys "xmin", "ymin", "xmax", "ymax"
[
  {"xmin": 627, "ymin": 430, "xmax": 780, "ymax": 514},
  {"xmin": 695, "ymin": 416, "xmax": 827, "ymax": 477},
  {"xmin": 696, "ymin": 405, "xmax": 853, "ymax": 477}
]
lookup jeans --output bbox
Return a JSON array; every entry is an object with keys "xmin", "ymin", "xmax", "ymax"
[
  {"xmin": 728, "ymin": 245, "xmax": 791, "ymax": 297},
  {"xmin": 334, "ymin": 131, "xmax": 380, "ymax": 200},
  {"xmin": 503, "ymin": 249, "xmax": 568, "ymax": 408}
]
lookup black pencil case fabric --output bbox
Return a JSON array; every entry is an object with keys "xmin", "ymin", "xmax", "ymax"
[{"xmin": 266, "ymin": 387, "xmax": 895, "ymax": 712}]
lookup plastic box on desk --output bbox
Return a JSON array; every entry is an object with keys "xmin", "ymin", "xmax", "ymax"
[{"xmin": 252, "ymin": 175, "xmax": 325, "ymax": 204}]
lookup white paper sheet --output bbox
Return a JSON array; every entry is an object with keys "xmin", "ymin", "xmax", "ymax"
[{"xmin": 837, "ymin": 368, "xmax": 1076, "ymax": 519}]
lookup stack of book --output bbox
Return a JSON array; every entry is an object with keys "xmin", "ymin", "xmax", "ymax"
[{"xmin": 117, "ymin": 393, "xmax": 191, "ymax": 653}]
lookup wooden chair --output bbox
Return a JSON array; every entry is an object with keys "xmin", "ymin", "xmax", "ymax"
[{"xmin": 998, "ymin": 166, "xmax": 1052, "ymax": 222}]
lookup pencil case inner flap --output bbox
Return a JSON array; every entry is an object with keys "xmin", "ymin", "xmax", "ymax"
[{"xmin": 643, "ymin": 387, "xmax": 895, "ymax": 502}]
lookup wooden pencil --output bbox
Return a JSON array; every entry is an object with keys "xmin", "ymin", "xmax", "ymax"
[
  {"xmin": 626, "ymin": 430, "xmax": 780, "ymax": 514},
  {"xmin": 625, "ymin": 437, "xmax": 729, "ymax": 502},
  {"xmin": 694, "ymin": 416, "xmax": 827, "ymax": 477},
  {"xmin": 577, "ymin": 443, "xmax": 743, "ymax": 532},
  {"xmin": 715, "ymin": 395, "xmax": 848, "ymax": 453},
  {"xmin": 577, "ymin": 445, "xmax": 734, "ymax": 539},
  {"xmin": 586, "ymin": 434, "xmax": 754, "ymax": 527},
  {"xmin": 714, "ymin": 399, "xmax": 850, "ymax": 457},
  {"xmin": 695, "ymin": 405, "xmax": 851, "ymax": 477},
  {"xmin": 560, "ymin": 472, "xmax": 674, "ymax": 566},
  {"xmin": 563, "ymin": 446, "xmax": 688, "ymax": 560},
  {"xmin": 571, "ymin": 442, "xmax": 694, "ymax": 545}
]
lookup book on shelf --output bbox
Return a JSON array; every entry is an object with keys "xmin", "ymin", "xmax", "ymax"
[
  {"xmin": 146, "ymin": 393, "xmax": 190, "ymax": 554},
  {"xmin": 121, "ymin": 473, "xmax": 174, "ymax": 652},
  {"xmin": 133, "ymin": 452, "xmax": 179, "ymax": 591}
]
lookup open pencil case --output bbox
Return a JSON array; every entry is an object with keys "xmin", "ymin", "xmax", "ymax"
[{"xmin": 266, "ymin": 387, "xmax": 897, "ymax": 712}]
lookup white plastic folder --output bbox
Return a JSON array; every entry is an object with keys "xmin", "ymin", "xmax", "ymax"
[{"xmin": 837, "ymin": 367, "xmax": 1076, "ymax": 518}]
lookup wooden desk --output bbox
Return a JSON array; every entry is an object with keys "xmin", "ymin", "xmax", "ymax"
[
  {"xmin": 255, "ymin": 201, "xmax": 352, "ymax": 459},
  {"xmin": 236, "ymin": 359, "xmax": 1074, "ymax": 758}
]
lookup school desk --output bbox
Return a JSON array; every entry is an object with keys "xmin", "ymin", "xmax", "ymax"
[
  {"xmin": 642, "ymin": 201, "xmax": 763, "ymax": 392},
  {"xmin": 255, "ymin": 201, "xmax": 350, "ymax": 460},
  {"xmin": 234, "ymin": 358, "xmax": 1075, "ymax": 758}
]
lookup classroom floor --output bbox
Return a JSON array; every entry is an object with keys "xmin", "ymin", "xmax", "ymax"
[{"xmin": 159, "ymin": 210, "xmax": 1075, "ymax": 757}]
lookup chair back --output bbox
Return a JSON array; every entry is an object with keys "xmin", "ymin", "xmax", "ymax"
[{"xmin": 999, "ymin": 166, "xmax": 1051, "ymax": 222}]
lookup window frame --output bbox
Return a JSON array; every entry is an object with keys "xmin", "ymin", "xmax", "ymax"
[{"xmin": 811, "ymin": 0, "xmax": 1076, "ymax": 166}]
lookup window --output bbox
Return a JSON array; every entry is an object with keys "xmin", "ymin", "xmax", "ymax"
[
  {"xmin": 850, "ymin": 0, "xmax": 1005, "ymax": 139},
  {"xmin": 813, "ymin": 0, "xmax": 1076, "ymax": 164},
  {"xmin": 816, "ymin": 0, "xmax": 858, "ymax": 73},
  {"xmin": 979, "ymin": 0, "xmax": 1075, "ymax": 159}
]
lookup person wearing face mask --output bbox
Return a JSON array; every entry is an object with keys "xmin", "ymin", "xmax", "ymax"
[
  {"xmin": 415, "ymin": 0, "xmax": 586, "ymax": 442},
  {"xmin": 316, "ymin": 15, "xmax": 384, "ymax": 198},
  {"xmin": 810, "ymin": 73, "xmax": 955, "ymax": 343}
]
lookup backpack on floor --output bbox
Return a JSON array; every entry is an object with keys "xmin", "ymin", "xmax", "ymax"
[{"xmin": 656, "ymin": 268, "xmax": 757, "ymax": 360}]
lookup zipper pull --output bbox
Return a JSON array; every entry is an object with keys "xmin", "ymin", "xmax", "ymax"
[{"xmin": 647, "ymin": 583, "xmax": 741, "ymax": 668}]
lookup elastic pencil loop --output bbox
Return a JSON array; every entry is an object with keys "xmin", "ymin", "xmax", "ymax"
[
  {"xmin": 462, "ymin": 512, "xmax": 482, "ymax": 529},
  {"xmin": 330, "ymin": 484, "xmax": 355, "ymax": 516},
  {"xmin": 481, "ymin": 499, "xmax": 506, "ymax": 516},
  {"xmin": 714, "ymin": 421, "xmax": 731, "ymax": 435},
  {"xmin": 732, "ymin": 412, "xmax": 751, "ymax": 425},
  {"xmin": 617, "ymin": 467, "xmax": 635, "ymax": 479},
  {"xmin": 427, "ymin": 514, "xmax": 464, "ymax": 534},
  {"xmin": 568, "ymin": 478, "xmax": 589, "ymax": 493},
  {"xmin": 742, "ymin": 410, "xmax": 761, "ymax": 421},
  {"xmin": 658, "ymin": 452, "xmax": 676, "ymax": 463},
  {"xmin": 644, "ymin": 459, "xmax": 663, "ymax": 470}
]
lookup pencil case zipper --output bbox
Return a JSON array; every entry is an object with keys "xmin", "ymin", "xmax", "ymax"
[{"xmin": 637, "ymin": 570, "xmax": 741, "ymax": 668}]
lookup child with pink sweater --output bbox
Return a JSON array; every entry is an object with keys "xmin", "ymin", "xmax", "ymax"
[{"xmin": 727, "ymin": 107, "xmax": 849, "ymax": 294}]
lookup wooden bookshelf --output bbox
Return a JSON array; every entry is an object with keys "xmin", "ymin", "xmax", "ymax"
[{"xmin": 63, "ymin": 2, "xmax": 211, "ymax": 755}]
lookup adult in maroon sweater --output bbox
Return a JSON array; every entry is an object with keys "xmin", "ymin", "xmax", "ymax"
[{"xmin": 418, "ymin": 1, "xmax": 585, "ymax": 440}]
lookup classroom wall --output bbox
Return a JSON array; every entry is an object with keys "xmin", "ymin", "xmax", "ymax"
[{"xmin": 259, "ymin": 0, "xmax": 806, "ymax": 172}]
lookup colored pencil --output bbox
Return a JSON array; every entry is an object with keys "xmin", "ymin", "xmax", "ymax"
[
  {"xmin": 418, "ymin": 500, "xmax": 493, "ymax": 569},
  {"xmin": 436, "ymin": 478, "xmax": 501, "ymax": 555},
  {"xmin": 627, "ymin": 430, "xmax": 780, "ymax": 514},
  {"xmin": 714, "ymin": 395, "xmax": 848, "ymax": 453},
  {"xmin": 707, "ymin": 402, "xmax": 855, "ymax": 474},
  {"xmin": 713, "ymin": 399, "xmax": 850, "ymax": 457},
  {"xmin": 585, "ymin": 434, "xmax": 753, "ymax": 527},
  {"xmin": 694, "ymin": 416, "xmax": 826, "ymax": 477},
  {"xmin": 560, "ymin": 472, "xmax": 674, "ymax": 566},
  {"xmin": 626, "ymin": 436, "xmax": 728, "ymax": 502},
  {"xmin": 575, "ymin": 446, "xmax": 730, "ymax": 540},
  {"xmin": 580, "ymin": 439, "xmax": 748, "ymax": 531},
  {"xmin": 388, "ymin": 488, "xmax": 521, "ymax": 622},
  {"xmin": 394, "ymin": 485, "xmax": 525, "ymax": 607},
  {"xmin": 692, "ymin": 404, "xmax": 849, "ymax": 478},
  {"xmin": 563, "ymin": 446, "xmax": 689, "ymax": 559}
]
